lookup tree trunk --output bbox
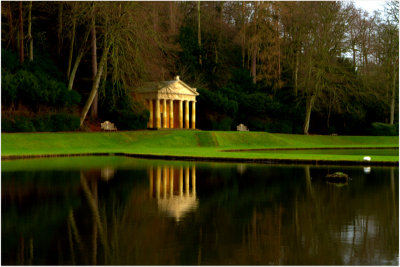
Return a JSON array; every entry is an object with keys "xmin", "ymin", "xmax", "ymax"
[
  {"xmin": 241, "ymin": 1, "xmax": 246, "ymax": 69},
  {"xmin": 153, "ymin": 6, "xmax": 158, "ymax": 32},
  {"xmin": 90, "ymin": 11, "xmax": 98, "ymax": 119},
  {"xmin": 275, "ymin": 14, "xmax": 281, "ymax": 87},
  {"xmin": 28, "ymin": 1, "xmax": 33, "ymax": 61},
  {"xmin": 7, "ymin": 2, "xmax": 16, "ymax": 51},
  {"xmin": 303, "ymin": 94, "xmax": 315, "ymax": 135},
  {"xmin": 67, "ymin": 26, "xmax": 91, "ymax": 91},
  {"xmin": 364, "ymin": 52, "xmax": 368, "ymax": 69},
  {"xmin": 80, "ymin": 46, "xmax": 109, "ymax": 126},
  {"xmin": 102, "ymin": 33, "xmax": 107, "ymax": 82},
  {"xmin": 327, "ymin": 97, "xmax": 332, "ymax": 130},
  {"xmin": 213, "ymin": 43, "xmax": 218, "ymax": 73},
  {"xmin": 169, "ymin": 2, "xmax": 176, "ymax": 35},
  {"xmin": 294, "ymin": 50, "xmax": 299, "ymax": 96},
  {"xmin": 251, "ymin": 47, "xmax": 257, "ymax": 84},
  {"xmin": 197, "ymin": 1, "xmax": 202, "ymax": 66},
  {"xmin": 303, "ymin": 51, "xmax": 315, "ymax": 135},
  {"xmin": 251, "ymin": 2, "xmax": 258, "ymax": 84},
  {"xmin": 68, "ymin": 51, "xmax": 84, "ymax": 91},
  {"xmin": 390, "ymin": 61, "xmax": 397, "ymax": 125},
  {"xmin": 58, "ymin": 3, "xmax": 63, "ymax": 56},
  {"xmin": 18, "ymin": 1, "xmax": 24, "ymax": 65},
  {"xmin": 67, "ymin": 17, "xmax": 76, "ymax": 80}
]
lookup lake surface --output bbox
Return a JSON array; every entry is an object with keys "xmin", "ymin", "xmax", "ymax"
[{"xmin": 2, "ymin": 156, "xmax": 399, "ymax": 265}]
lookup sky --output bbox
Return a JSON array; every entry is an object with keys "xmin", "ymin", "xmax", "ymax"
[{"xmin": 353, "ymin": 0, "xmax": 386, "ymax": 15}]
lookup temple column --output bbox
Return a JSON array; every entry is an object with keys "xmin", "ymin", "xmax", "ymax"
[
  {"xmin": 169, "ymin": 100, "xmax": 174, "ymax": 129},
  {"xmin": 185, "ymin": 100, "xmax": 189, "ymax": 129},
  {"xmin": 155, "ymin": 99, "xmax": 161, "ymax": 128},
  {"xmin": 191, "ymin": 101, "xmax": 196, "ymax": 129},
  {"xmin": 163, "ymin": 99, "xmax": 167, "ymax": 128},
  {"xmin": 179, "ymin": 100, "xmax": 183, "ymax": 128},
  {"xmin": 185, "ymin": 166, "xmax": 190, "ymax": 196},
  {"xmin": 191, "ymin": 166, "xmax": 196, "ymax": 197},
  {"xmin": 148, "ymin": 99, "xmax": 153, "ymax": 128}
]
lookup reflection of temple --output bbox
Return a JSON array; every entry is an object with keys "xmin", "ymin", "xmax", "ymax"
[
  {"xmin": 101, "ymin": 167, "xmax": 115, "ymax": 181},
  {"xmin": 149, "ymin": 166, "xmax": 198, "ymax": 222}
]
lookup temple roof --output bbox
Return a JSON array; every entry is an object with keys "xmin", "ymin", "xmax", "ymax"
[{"xmin": 133, "ymin": 76, "xmax": 199, "ymax": 96}]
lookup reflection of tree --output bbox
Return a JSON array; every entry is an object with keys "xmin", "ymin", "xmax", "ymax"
[
  {"xmin": 281, "ymin": 167, "xmax": 399, "ymax": 265},
  {"xmin": 180, "ymin": 165, "xmax": 398, "ymax": 265},
  {"xmin": 67, "ymin": 208, "xmax": 87, "ymax": 264},
  {"xmin": 15, "ymin": 236, "xmax": 33, "ymax": 265},
  {"xmin": 63, "ymin": 169, "xmax": 114, "ymax": 264},
  {"xmin": 237, "ymin": 206, "xmax": 283, "ymax": 264},
  {"xmin": 103, "ymin": 186, "xmax": 180, "ymax": 264},
  {"xmin": 2, "ymin": 170, "xmax": 81, "ymax": 265},
  {"xmin": 305, "ymin": 165, "xmax": 313, "ymax": 198},
  {"xmin": 80, "ymin": 172, "xmax": 108, "ymax": 256}
]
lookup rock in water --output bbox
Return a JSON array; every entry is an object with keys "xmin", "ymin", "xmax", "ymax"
[{"xmin": 325, "ymin": 172, "xmax": 349, "ymax": 183}]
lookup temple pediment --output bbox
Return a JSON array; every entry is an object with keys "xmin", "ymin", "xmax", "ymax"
[
  {"xmin": 159, "ymin": 80, "xmax": 198, "ymax": 96},
  {"xmin": 134, "ymin": 76, "xmax": 198, "ymax": 97}
]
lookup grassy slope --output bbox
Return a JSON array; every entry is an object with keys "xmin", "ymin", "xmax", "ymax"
[{"xmin": 1, "ymin": 130, "xmax": 399, "ymax": 162}]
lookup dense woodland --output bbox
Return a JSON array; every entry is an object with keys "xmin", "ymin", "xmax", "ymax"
[{"xmin": 1, "ymin": 1, "xmax": 399, "ymax": 135}]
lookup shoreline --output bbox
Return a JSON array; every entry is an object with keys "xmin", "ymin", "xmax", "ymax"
[{"xmin": 2, "ymin": 151, "xmax": 398, "ymax": 166}]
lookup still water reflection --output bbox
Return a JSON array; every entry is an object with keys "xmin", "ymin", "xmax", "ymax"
[
  {"xmin": 149, "ymin": 166, "xmax": 198, "ymax": 222},
  {"xmin": 2, "ymin": 156, "xmax": 398, "ymax": 265}
]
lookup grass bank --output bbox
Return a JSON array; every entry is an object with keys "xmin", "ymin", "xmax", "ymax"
[{"xmin": 2, "ymin": 130, "xmax": 399, "ymax": 164}]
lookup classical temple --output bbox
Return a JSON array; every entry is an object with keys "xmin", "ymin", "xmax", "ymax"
[{"xmin": 131, "ymin": 76, "xmax": 199, "ymax": 129}]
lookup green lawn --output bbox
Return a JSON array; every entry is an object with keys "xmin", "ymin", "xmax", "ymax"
[{"xmin": 1, "ymin": 130, "xmax": 399, "ymax": 163}]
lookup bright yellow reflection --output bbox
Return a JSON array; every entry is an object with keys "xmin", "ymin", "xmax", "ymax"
[{"xmin": 148, "ymin": 165, "xmax": 198, "ymax": 222}]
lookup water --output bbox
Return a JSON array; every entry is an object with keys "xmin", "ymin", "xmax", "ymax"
[{"xmin": 2, "ymin": 156, "xmax": 398, "ymax": 265}]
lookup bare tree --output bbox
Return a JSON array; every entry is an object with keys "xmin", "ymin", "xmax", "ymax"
[
  {"xmin": 90, "ymin": 3, "xmax": 98, "ymax": 119},
  {"xmin": 57, "ymin": 3, "xmax": 63, "ymax": 57},
  {"xmin": 80, "ymin": 2, "xmax": 171, "ymax": 126},
  {"xmin": 197, "ymin": 1, "xmax": 202, "ymax": 66},
  {"xmin": 4, "ymin": 2, "xmax": 16, "ymax": 51},
  {"xmin": 65, "ymin": 2, "xmax": 92, "ymax": 90},
  {"xmin": 385, "ymin": 1, "xmax": 399, "ymax": 125},
  {"xmin": 27, "ymin": 1, "xmax": 33, "ymax": 61},
  {"xmin": 18, "ymin": 1, "xmax": 24, "ymax": 64},
  {"xmin": 296, "ymin": 2, "xmax": 349, "ymax": 134}
]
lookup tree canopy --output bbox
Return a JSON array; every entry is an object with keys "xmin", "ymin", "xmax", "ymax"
[{"xmin": 1, "ymin": 1, "xmax": 398, "ymax": 135}]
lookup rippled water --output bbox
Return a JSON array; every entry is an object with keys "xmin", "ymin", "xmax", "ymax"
[{"xmin": 2, "ymin": 156, "xmax": 398, "ymax": 265}]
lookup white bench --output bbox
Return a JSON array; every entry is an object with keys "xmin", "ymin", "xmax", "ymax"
[
  {"xmin": 101, "ymin": 121, "xmax": 117, "ymax": 131},
  {"xmin": 237, "ymin": 123, "xmax": 249, "ymax": 131}
]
